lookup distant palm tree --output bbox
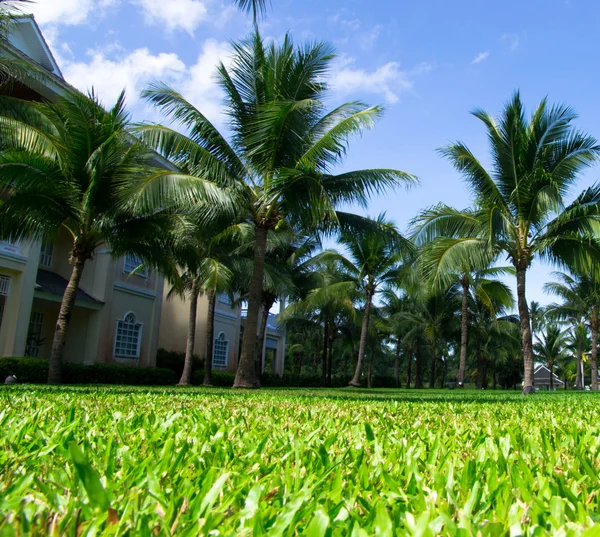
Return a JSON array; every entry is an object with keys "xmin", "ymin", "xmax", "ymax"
[
  {"xmin": 545, "ymin": 271, "xmax": 600, "ymax": 390},
  {"xmin": 416, "ymin": 92, "xmax": 600, "ymax": 393},
  {"xmin": 314, "ymin": 216, "xmax": 411, "ymax": 387},
  {"xmin": 233, "ymin": 0, "xmax": 269, "ymax": 22},
  {"xmin": 534, "ymin": 324, "xmax": 569, "ymax": 390},
  {"xmin": 138, "ymin": 32, "xmax": 415, "ymax": 387},
  {"xmin": 0, "ymin": 90, "xmax": 170, "ymax": 383}
]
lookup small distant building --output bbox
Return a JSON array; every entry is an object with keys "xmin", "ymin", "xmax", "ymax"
[{"xmin": 534, "ymin": 365, "xmax": 564, "ymax": 391}]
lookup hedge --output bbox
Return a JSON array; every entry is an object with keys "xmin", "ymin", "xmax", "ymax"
[{"xmin": 0, "ymin": 357, "xmax": 177, "ymax": 386}]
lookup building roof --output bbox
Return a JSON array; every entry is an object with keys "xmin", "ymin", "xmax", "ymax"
[
  {"xmin": 36, "ymin": 269, "xmax": 103, "ymax": 305},
  {"xmin": 534, "ymin": 365, "xmax": 564, "ymax": 385},
  {"xmin": 8, "ymin": 15, "xmax": 62, "ymax": 77}
]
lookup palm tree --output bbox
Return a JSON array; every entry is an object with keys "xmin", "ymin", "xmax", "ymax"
[
  {"xmin": 534, "ymin": 324, "xmax": 569, "ymax": 390},
  {"xmin": 415, "ymin": 92, "xmax": 600, "ymax": 393},
  {"xmin": 233, "ymin": 0, "xmax": 268, "ymax": 22},
  {"xmin": 314, "ymin": 217, "xmax": 410, "ymax": 387},
  {"xmin": 0, "ymin": 90, "xmax": 172, "ymax": 383},
  {"xmin": 160, "ymin": 215, "xmax": 235, "ymax": 387},
  {"xmin": 413, "ymin": 207, "xmax": 500, "ymax": 387},
  {"xmin": 137, "ymin": 32, "xmax": 415, "ymax": 388},
  {"xmin": 544, "ymin": 271, "xmax": 600, "ymax": 390}
]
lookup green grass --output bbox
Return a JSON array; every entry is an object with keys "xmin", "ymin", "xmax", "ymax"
[{"xmin": 2, "ymin": 386, "xmax": 600, "ymax": 536}]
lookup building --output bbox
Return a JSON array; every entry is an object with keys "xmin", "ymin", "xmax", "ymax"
[
  {"xmin": 533, "ymin": 365, "xmax": 564, "ymax": 391},
  {"xmin": 0, "ymin": 15, "xmax": 286, "ymax": 376}
]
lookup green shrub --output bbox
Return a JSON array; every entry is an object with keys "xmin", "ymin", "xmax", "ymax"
[
  {"xmin": 191, "ymin": 370, "xmax": 235, "ymax": 387},
  {"xmin": 0, "ymin": 357, "xmax": 176, "ymax": 385},
  {"xmin": 156, "ymin": 348, "xmax": 203, "ymax": 375}
]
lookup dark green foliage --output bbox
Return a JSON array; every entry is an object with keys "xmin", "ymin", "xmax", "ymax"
[
  {"xmin": 0, "ymin": 357, "xmax": 177, "ymax": 386},
  {"xmin": 156, "ymin": 348, "xmax": 204, "ymax": 376}
]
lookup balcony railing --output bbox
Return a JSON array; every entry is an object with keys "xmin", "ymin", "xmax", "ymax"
[
  {"xmin": 241, "ymin": 310, "xmax": 281, "ymax": 330},
  {"xmin": 0, "ymin": 240, "xmax": 20, "ymax": 256}
]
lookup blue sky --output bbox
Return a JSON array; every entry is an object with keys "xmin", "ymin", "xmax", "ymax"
[{"xmin": 29, "ymin": 0, "xmax": 600, "ymax": 305}]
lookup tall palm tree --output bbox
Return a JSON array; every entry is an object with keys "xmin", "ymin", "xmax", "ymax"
[
  {"xmin": 137, "ymin": 32, "xmax": 415, "ymax": 388},
  {"xmin": 544, "ymin": 271, "xmax": 600, "ymax": 390},
  {"xmin": 413, "ymin": 206, "xmax": 500, "ymax": 387},
  {"xmin": 313, "ymin": 216, "xmax": 410, "ymax": 387},
  {"xmin": 233, "ymin": 0, "xmax": 268, "ymax": 22},
  {"xmin": 415, "ymin": 92, "xmax": 600, "ymax": 393},
  {"xmin": 0, "ymin": 90, "xmax": 173, "ymax": 383},
  {"xmin": 160, "ymin": 215, "xmax": 235, "ymax": 387},
  {"xmin": 534, "ymin": 324, "xmax": 569, "ymax": 390}
]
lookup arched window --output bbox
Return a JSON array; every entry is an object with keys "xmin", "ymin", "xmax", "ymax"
[
  {"xmin": 212, "ymin": 332, "xmax": 229, "ymax": 368},
  {"xmin": 114, "ymin": 312, "xmax": 142, "ymax": 358}
]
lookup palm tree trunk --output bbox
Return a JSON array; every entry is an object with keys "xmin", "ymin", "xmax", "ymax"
[
  {"xmin": 256, "ymin": 296, "xmax": 275, "ymax": 379},
  {"xmin": 367, "ymin": 348, "xmax": 374, "ymax": 389},
  {"xmin": 576, "ymin": 336, "xmax": 583, "ymax": 389},
  {"xmin": 48, "ymin": 255, "xmax": 86, "ymax": 384},
  {"xmin": 415, "ymin": 341, "xmax": 423, "ymax": 389},
  {"xmin": 321, "ymin": 317, "xmax": 328, "ymax": 387},
  {"xmin": 297, "ymin": 352, "xmax": 303, "ymax": 378},
  {"xmin": 591, "ymin": 314, "xmax": 598, "ymax": 391},
  {"xmin": 349, "ymin": 289, "xmax": 373, "ymax": 387},
  {"xmin": 234, "ymin": 224, "xmax": 268, "ymax": 388},
  {"xmin": 492, "ymin": 360, "xmax": 497, "ymax": 390},
  {"xmin": 549, "ymin": 360, "xmax": 554, "ymax": 390},
  {"xmin": 441, "ymin": 354, "xmax": 447, "ymax": 388},
  {"xmin": 405, "ymin": 346, "xmax": 413, "ymax": 388},
  {"xmin": 457, "ymin": 277, "xmax": 469, "ymax": 387},
  {"xmin": 327, "ymin": 332, "xmax": 334, "ymax": 386},
  {"xmin": 516, "ymin": 265, "xmax": 535, "ymax": 393},
  {"xmin": 476, "ymin": 342, "xmax": 483, "ymax": 389},
  {"xmin": 394, "ymin": 340, "xmax": 401, "ymax": 388},
  {"xmin": 429, "ymin": 342, "xmax": 436, "ymax": 388},
  {"xmin": 203, "ymin": 290, "xmax": 216, "ymax": 386},
  {"xmin": 179, "ymin": 282, "xmax": 200, "ymax": 386}
]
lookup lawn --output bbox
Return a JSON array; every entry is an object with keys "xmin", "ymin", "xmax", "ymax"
[{"xmin": 1, "ymin": 386, "xmax": 599, "ymax": 536}]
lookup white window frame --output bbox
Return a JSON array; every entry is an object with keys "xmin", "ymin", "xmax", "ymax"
[
  {"xmin": 217, "ymin": 293, "xmax": 232, "ymax": 306},
  {"xmin": 26, "ymin": 311, "xmax": 44, "ymax": 358},
  {"xmin": 0, "ymin": 275, "xmax": 10, "ymax": 296},
  {"xmin": 39, "ymin": 239, "xmax": 54, "ymax": 267},
  {"xmin": 123, "ymin": 253, "xmax": 148, "ymax": 278},
  {"xmin": 212, "ymin": 331, "xmax": 229, "ymax": 368},
  {"xmin": 114, "ymin": 311, "xmax": 143, "ymax": 359},
  {"xmin": 39, "ymin": 240, "xmax": 54, "ymax": 267}
]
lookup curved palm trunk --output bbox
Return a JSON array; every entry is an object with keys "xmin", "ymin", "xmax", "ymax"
[
  {"xmin": 405, "ymin": 346, "xmax": 413, "ymax": 389},
  {"xmin": 48, "ymin": 256, "xmax": 86, "ymax": 384},
  {"xmin": 429, "ymin": 342, "xmax": 436, "ymax": 388},
  {"xmin": 367, "ymin": 346, "xmax": 374, "ymax": 389},
  {"xmin": 321, "ymin": 317, "xmax": 329, "ymax": 387},
  {"xmin": 203, "ymin": 290, "xmax": 216, "ymax": 386},
  {"xmin": 457, "ymin": 277, "xmax": 469, "ymax": 387},
  {"xmin": 414, "ymin": 342, "xmax": 423, "ymax": 389},
  {"xmin": 576, "ymin": 337, "xmax": 583, "ymax": 389},
  {"xmin": 394, "ymin": 340, "xmax": 401, "ymax": 388},
  {"xmin": 441, "ymin": 354, "xmax": 447, "ymax": 388},
  {"xmin": 179, "ymin": 282, "xmax": 200, "ymax": 386},
  {"xmin": 591, "ymin": 312, "xmax": 598, "ymax": 391},
  {"xmin": 516, "ymin": 266, "xmax": 535, "ymax": 394},
  {"xmin": 327, "ymin": 332, "xmax": 334, "ymax": 386},
  {"xmin": 256, "ymin": 296, "xmax": 275, "ymax": 379},
  {"xmin": 234, "ymin": 224, "xmax": 268, "ymax": 388},
  {"xmin": 349, "ymin": 289, "xmax": 374, "ymax": 387}
]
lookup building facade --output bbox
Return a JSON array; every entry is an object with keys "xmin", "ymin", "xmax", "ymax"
[{"xmin": 0, "ymin": 15, "xmax": 286, "ymax": 376}]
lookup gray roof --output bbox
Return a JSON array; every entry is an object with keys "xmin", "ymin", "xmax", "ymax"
[{"xmin": 36, "ymin": 269, "xmax": 103, "ymax": 305}]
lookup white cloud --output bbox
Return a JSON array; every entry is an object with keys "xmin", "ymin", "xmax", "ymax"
[
  {"xmin": 471, "ymin": 51, "xmax": 490, "ymax": 64},
  {"xmin": 330, "ymin": 57, "xmax": 431, "ymax": 104},
  {"xmin": 29, "ymin": 0, "xmax": 116, "ymax": 26},
  {"xmin": 58, "ymin": 39, "xmax": 231, "ymax": 125},
  {"xmin": 131, "ymin": 0, "xmax": 208, "ymax": 34},
  {"xmin": 501, "ymin": 33, "xmax": 520, "ymax": 52},
  {"xmin": 360, "ymin": 25, "xmax": 382, "ymax": 50}
]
